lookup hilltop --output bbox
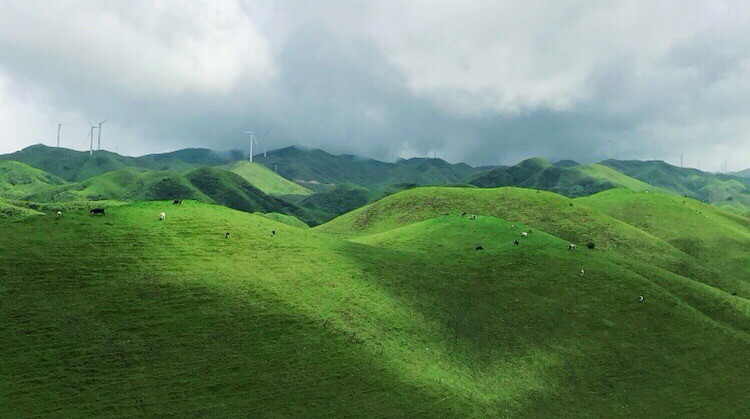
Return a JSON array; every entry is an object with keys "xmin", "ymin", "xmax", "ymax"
[
  {"xmin": 0, "ymin": 145, "xmax": 231, "ymax": 181},
  {"xmin": 15, "ymin": 166, "xmax": 306, "ymax": 221},
  {"xmin": 224, "ymin": 160, "xmax": 312, "ymax": 196},
  {"xmin": 602, "ymin": 159, "xmax": 750, "ymax": 212},
  {"xmin": 470, "ymin": 157, "xmax": 657, "ymax": 197},
  {"xmin": 2, "ymin": 193, "xmax": 749, "ymax": 416},
  {"xmin": 0, "ymin": 160, "xmax": 66, "ymax": 199},
  {"xmin": 254, "ymin": 146, "xmax": 478, "ymax": 189}
]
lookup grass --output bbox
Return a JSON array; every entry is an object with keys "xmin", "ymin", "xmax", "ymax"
[
  {"xmin": 2, "ymin": 188, "xmax": 750, "ymax": 416},
  {"xmin": 225, "ymin": 161, "xmax": 312, "ymax": 196}
]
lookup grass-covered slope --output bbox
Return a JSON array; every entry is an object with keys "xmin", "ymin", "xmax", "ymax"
[
  {"xmin": 602, "ymin": 159, "xmax": 750, "ymax": 212},
  {"xmin": 0, "ymin": 160, "xmax": 66, "ymax": 199},
  {"xmin": 0, "ymin": 197, "xmax": 43, "ymax": 218},
  {"xmin": 225, "ymin": 160, "xmax": 312, "ymax": 196},
  {"xmin": 578, "ymin": 188, "xmax": 750, "ymax": 281},
  {"xmin": 255, "ymin": 146, "xmax": 477, "ymax": 188},
  {"xmin": 470, "ymin": 158, "xmax": 655, "ymax": 197},
  {"xmin": 0, "ymin": 145, "xmax": 138, "ymax": 181},
  {"xmin": 20, "ymin": 166, "xmax": 306, "ymax": 220},
  {"xmin": 2, "ymin": 200, "xmax": 750, "ymax": 416}
]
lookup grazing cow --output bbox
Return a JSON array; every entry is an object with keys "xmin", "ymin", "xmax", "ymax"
[
  {"xmin": 732, "ymin": 292, "xmax": 738, "ymax": 297},
  {"xmin": 638, "ymin": 295, "xmax": 644, "ymax": 302},
  {"xmin": 568, "ymin": 243, "xmax": 576, "ymax": 250},
  {"xmin": 475, "ymin": 246, "xmax": 484, "ymax": 251},
  {"xmin": 56, "ymin": 211, "xmax": 62, "ymax": 219},
  {"xmin": 470, "ymin": 214, "xmax": 476, "ymax": 220},
  {"xmin": 90, "ymin": 208, "xmax": 105, "ymax": 215},
  {"xmin": 521, "ymin": 232, "xmax": 528, "ymax": 237},
  {"xmin": 159, "ymin": 212, "xmax": 166, "ymax": 221},
  {"xmin": 271, "ymin": 230, "xmax": 276, "ymax": 237},
  {"xmin": 511, "ymin": 224, "xmax": 516, "ymax": 229},
  {"xmin": 172, "ymin": 199, "xmax": 182, "ymax": 205},
  {"xmin": 225, "ymin": 232, "xmax": 230, "ymax": 238},
  {"xmin": 579, "ymin": 269, "xmax": 585, "ymax": 276},
  {"xmin": 513, "ymin": 240, "xmax": 519, "ymax": 246},
  {"xmin": 461, "ymin": 212, "xmax": 467, "ymax": 217}
]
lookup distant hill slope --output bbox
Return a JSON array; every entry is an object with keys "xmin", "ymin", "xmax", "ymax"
[
  {"xmin": 601, "ymin": 159, "xmax": 750, "ymax": 212},
  {"xmin": 0, "ymin": 145, "xmax": 231, "ymax": 181},
  {"xmin": 0, "ymin": 160, "xmax": 66, "ymax": 199},
  {"xmin": 0, "ymin": 145, "xmax": 137, "ymax": 181},
  {"xmin": 20, "ymin": 166, "xmax": 306, "ymax": 220},
  {"xmin": 470, "ymin": 158, "xmax": 655, "ymax": 197},
  {"xmin": 224, "ymin": 161, "xmax": 312, "ymax": 196},
  {"xmin": 4, "ymin": 200, "xmax": 750, "ymax": 416},
  {"xmin": 732, "ymin": 168, "xmax": 750, "ymax": 178},
  {"xmin": 0, "ymin": 197, "xmax": 42, "ymax": 218},
  {"xmin": 578, "ymin": 188, "xmax": 750, "ymax": 282},
  {"xmin": 254, "ymin": 146, "xmax": 478, "ymax": 188}
]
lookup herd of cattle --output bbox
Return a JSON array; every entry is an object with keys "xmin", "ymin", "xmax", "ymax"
[{"xmin": 50, "ymin": 203, "xmax": 659, "ymax": 302}]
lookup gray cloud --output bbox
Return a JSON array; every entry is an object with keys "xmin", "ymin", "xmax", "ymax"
[{"xmin": 0, "ymin": 0, "xmax": 748, "ymax": 171}]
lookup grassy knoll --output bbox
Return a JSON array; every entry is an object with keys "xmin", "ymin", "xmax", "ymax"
[
  {"xmin": 225, "ymin": 161, "xmax": 312, "ymax": 196},
  {"xmin": 2, "ymin": 193, "xmax": 750, "ymax": 416},
  {"xmin": 0, "ymin": 160, "xmax": 66, "ymax": 199}
]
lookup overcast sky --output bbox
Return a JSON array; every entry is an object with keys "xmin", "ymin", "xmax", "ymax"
[{"xmin": 0, "ymin": 1, "xmax": 748, "ymax": 170}]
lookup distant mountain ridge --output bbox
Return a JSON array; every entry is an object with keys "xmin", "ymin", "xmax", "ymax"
[
  {"xmin": 601, "ymin": 159, "xmax": 750, "ymax": 212},
  {"xmin": 469, "ymin": 157, "xmax": 655, "ymax": 197},
  {"xmin": 253, "ymin": 146, "xmax": 478, "ymax": 189}
]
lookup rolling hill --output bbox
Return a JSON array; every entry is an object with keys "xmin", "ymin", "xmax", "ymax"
[
  {"xmin": 224, "ymin": 160, "xmax": 312, "ymax": 196},
  {"xmin": 470, "ymin": 158, "xmax": 656, "ymax": 197},
  {"xmin": 18, "ymin": 166, "xmax": 307, "ymax": 220},
  {"xmin": 602, "ymin": 159, "xmax": 750, "ymax": 213},
  {"xmin": 0, "ymin": 145, "xmax": 232, "ymax": 181},
  {"xmin": 732, "ymin": 168, "xmax": 750, "ymax": 178},
  {"xmin": 254, "ymin": 146, "xmax": 478, "ymax": 188},
  {"xmin": 2, "ymin": 193, "xmax": 749, "ymax": 416},
  {"xmin": 0, "ymin": 160, "xmax": 66, "ymax": 199}
]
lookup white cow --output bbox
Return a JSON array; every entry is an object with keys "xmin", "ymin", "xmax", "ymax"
[
  {"xmin": 521, "ymin": 232, "xmax": 528, "ymax": 237},
  {"xmin": 579, "ymin": 269, "xmax": 585, "ymax": 276},
  {"xmin": 159, "ymin": 212, "xmax": 166, "ymax": 221},
  {"xmin": 56, "ymin": 211, "xmax": 62, "ymax": 219}
]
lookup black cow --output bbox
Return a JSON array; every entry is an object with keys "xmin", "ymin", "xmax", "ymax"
[
  {"xmin": 225, "ymin": 232, "xmax": 231, "ymax": 238},
  {"xmin": 514, "ymin": 240, "xmax": 519, "ymax": 246},
  {"xmin": 90, "ymin": 208, "xmax": 105, "ymax": 215},
  {"xmin": 475, "ymin": 246, "xmax": 484, "ymax": 251},
  {"xmin": 173, "ymin": 199, "xmax": 182, "ymax": 205},
  {"xmin": 271, "ymin": 230, "xmax": 276, "ymax": 237}
]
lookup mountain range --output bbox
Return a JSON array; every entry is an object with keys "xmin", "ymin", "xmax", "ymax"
[{"xmin": 1, "ymin": 144, "xmax": 749, "ymax": 221}]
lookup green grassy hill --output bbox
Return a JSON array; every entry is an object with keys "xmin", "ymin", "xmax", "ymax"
[
  {"xmin": 470, "ymin": 158, "xmax": 656, "ymax": 197},
  {"xmin": 602, "ymin": 159, "xmax": 750, "ymax": 213},
  {"xmin": 0, "ymin": 197, "xmax": 43, "ymax": 218},
  {"xmin": 254, "ymin": 146, "xmax": 478, "ymax": 188},
  {"xmin": 732, "ymin": 168, "xmax": 750, "ymax": 178},
  {"xmin": 0, "ymin": 160, "xmax": 66, "ymax": 199},
  {"xmin": 0, "ymin": 145, "xmax": 232, "ymax": 182},
  {"xmin": 20, "ymin": 166, "xmax": 306, "ymax": 221},
  {"xmin": 225, "ymin": 160, "xmax": 312, "ymax": 196},
  {"xmin": 578, "ymin": 188, "xmax": 750, "ymax": 281},
  {"xmin": 2, "ymin": 196, "xmax": 750, "ymax": 416}
]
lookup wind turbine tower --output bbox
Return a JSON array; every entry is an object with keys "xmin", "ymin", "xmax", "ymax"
[
  {"xmin": 88, "ymin": 124, "xmax": 98, "ymax": 155},
  {"xmin": 56, "ymin": 123, "xmax": 62, "ymax": 148},
  {"xmin": 97, "ymin": 119, "xmax": 108, "ymax": 150},
  {"xmin": 244, "ymin": 131, "xmax": 260, "ymax": 162}
]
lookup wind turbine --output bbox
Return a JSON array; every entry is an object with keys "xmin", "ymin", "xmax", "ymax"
[
  {"xmin": 244, "ymin": 131, "xmax": 260, "ymax": 162},
  {"xmin": 97, "ymin": 119, "xmax": 109, "ymax": 150},
  {"xmin": 56, "ymin": 123, "xmax": 62, "ymax": 148},
  {"xmin": 87, "ymin": 119, "xmax": 98, "ymax": 155}
]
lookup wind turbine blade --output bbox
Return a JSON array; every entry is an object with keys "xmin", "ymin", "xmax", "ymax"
[
  {"xmin": 262, "ymin": 129, "xmax": 271, "ymax": 135},
  {"xmin": 100, "ymin": 119, "xmax": 109, "ymax": 125}
]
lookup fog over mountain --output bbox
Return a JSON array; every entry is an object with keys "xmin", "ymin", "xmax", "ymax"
[{"xmin": 0, "ymin": 1, "xmax": 749, "ymax": 170}]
